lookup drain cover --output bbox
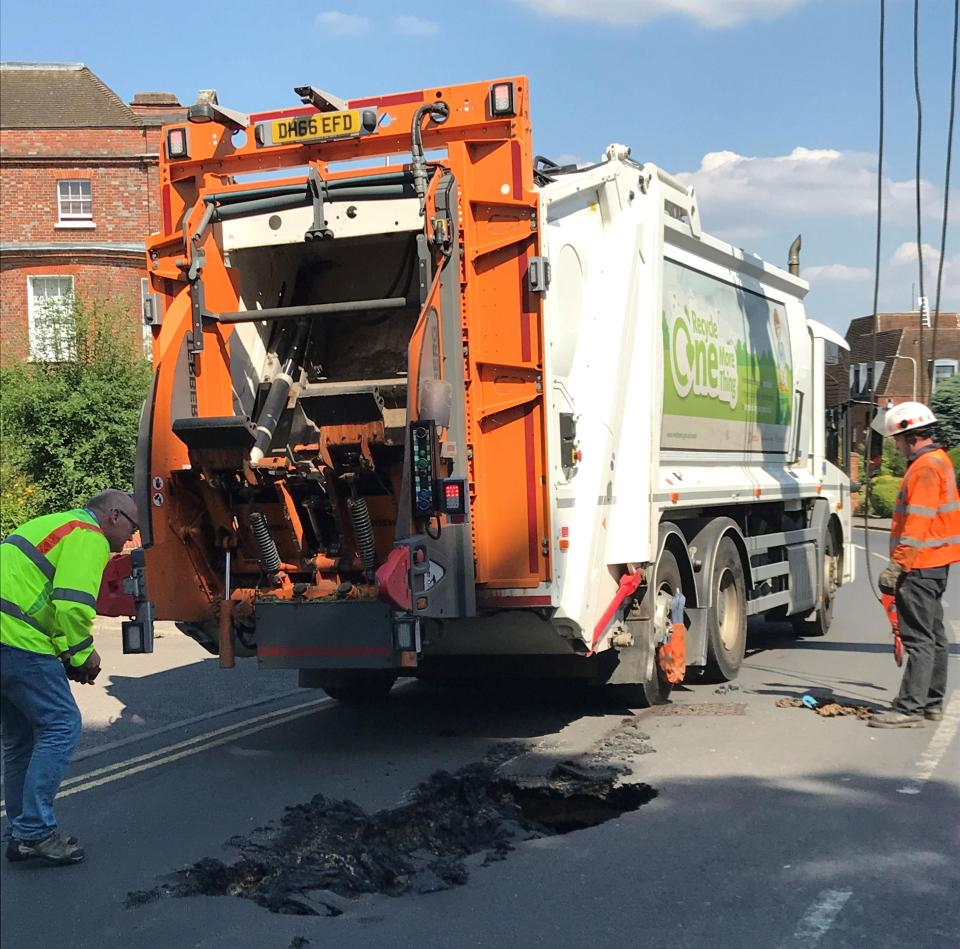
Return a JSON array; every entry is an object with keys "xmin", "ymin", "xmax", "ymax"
[{"xmin": 654, "ymin": 702, "xmax": 748, "ymax": 716}]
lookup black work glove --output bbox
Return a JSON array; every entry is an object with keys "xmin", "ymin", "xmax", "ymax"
[
  {"xmin": 878, "ymin": 561, "xmax": 903, "ymax": 595},
  {"xmin": 61, "ymin": 649, "xmax": 102, "ymax": 685}
]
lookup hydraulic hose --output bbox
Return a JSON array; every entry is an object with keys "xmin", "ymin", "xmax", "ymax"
[
  {"xmin": 410, "ymin": 101, "xmax": 450, "ymax": 214},
  {"xmin": 249, "ymin": 320, "xmax": 310, "ymax": 466},
  {"xmin": 249, "ymin": 511, "xmax": 282, "ymax": 576},
  {"xmin": 348, "ymin": 496, "xmax": 377, "ymax": 574}
]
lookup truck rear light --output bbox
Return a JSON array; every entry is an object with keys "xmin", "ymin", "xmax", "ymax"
[
  {"xmin": 166, "ymin": 127, "xmax": 190, "ymax": 160},
  {"xmin": 489, "ymin": 82, "xmax": 515, "ymax": 117},
  {"xmin": 393, "ymin": 614, "xmax": 421, "ymax": 652},
  {"xmin": 440, "ymin": 479, "xmax": 467, "ymax": 516}
]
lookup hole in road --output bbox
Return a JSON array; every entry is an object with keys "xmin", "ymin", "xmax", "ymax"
[
  {"xmin": 126, "ymin": 757, "xmax": 656, "ymax": 916},
  {"xmin": 507, "ymin": 780, "xmax": 654, "ymax": 834}
]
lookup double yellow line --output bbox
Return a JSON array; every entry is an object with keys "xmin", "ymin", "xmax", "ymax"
[{"xmin": 0, "ymin": 696, "xmax": 332, "ymax": 815}]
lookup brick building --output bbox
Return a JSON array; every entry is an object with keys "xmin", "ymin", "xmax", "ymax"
[
  {"xmin": 825, "ymin": 309, "xmax": 960, "ymax": 450},
  {"xmin": 0, "ymin": 62, "xmax": 185, "ymax": 360}
]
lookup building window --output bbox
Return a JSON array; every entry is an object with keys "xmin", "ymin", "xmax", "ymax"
[
  {"xmin": 850, "ymin": 361, "xmax": 884, "ymax": 396},
  {"xmin": 27, "ymin": 275, "xmax": 76, "ymax": 361},
  {"xmin": 56, "ymin": 180, "xmax": 93, "ymax": 226},
  {"xmin": 932, "ymin": 358, "xmax": 958, "ymax": 391}
]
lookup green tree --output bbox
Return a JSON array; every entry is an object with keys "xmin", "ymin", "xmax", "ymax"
[
  {"xmin": 931, "ymin": 373, "xmax": 960, "ymax": 448},
  {"xmin": 1, "ymin": 296, "xmax": 152, "ymax": 535}
]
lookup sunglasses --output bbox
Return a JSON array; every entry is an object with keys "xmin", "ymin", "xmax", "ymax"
[{"xmin": 116, "ymin": 509, "xmax": 140, "ymax": 533}]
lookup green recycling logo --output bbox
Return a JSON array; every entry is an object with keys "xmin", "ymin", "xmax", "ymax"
[{"xmin": 669, "ymin": 307, "xmax": 738, "ymax": 410}]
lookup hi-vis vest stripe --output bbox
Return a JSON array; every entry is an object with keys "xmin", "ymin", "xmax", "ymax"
[
  {"xmin": 890, "ymin": 448, "xmax": 960, "ymax": 570},
  {"xmin": 0, "ymin": 508, "xmax": 109, "ymax": 666}
]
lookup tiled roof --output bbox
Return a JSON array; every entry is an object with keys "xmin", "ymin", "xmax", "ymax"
[{"xmin": 0, "ymin": 62, "xmax": 141, "ymax": 128}]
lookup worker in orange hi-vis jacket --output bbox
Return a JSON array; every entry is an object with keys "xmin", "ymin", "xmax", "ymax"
[{"xmin": 869, "ymin": 402, "xmax": 960, "ymax": 729}]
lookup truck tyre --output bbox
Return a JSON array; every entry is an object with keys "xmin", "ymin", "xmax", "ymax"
[
  {"xmin": 703, "ymin": 537, "xmax": 747, "ymax": 683},
  {"xmin": 605, "ymin": 549, "xmax": 682, "ymax": 707},
  {"xmin": 792, "ymin": 526, "xmax": 839, "ymax": 638},
  {"xmin": 299, "ymin": 670, "xmax": 397, "ymax": 703}
]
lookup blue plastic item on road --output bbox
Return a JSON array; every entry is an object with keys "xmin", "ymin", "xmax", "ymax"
[{"xmin": 801, "ymin": 694, "xmax": 820, "ymax": 709}]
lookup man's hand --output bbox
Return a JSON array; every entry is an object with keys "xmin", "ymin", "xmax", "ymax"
[
  {"xmin": 878, "ymin": 561, "xmax": 903, "ymax": 595},
  {"xmin": 77, "ymin": 649, "xmax": 102, "ymax": 685},
  {"xmin": 64, "ymin": 649, "xmax": 102, "ymax": 685}
]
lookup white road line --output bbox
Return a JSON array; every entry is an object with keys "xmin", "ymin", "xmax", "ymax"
[
  {"xmin": 852, "ymin": 543, "xmax": 887, "ymax": 562},
  {"xmin": 897, "ymin": 691, "xmax": 960, "ymax": 795},
  {"xmin": 0, "ymin": 696, "xmax": 332, "ymax": 815},
  {"xmin": 785, "ymin": 889, "xmax": 853, "ymax": 948}
]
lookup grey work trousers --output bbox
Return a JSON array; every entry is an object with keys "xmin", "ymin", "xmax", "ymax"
[{"xmin": 894, "ymin": 567, "xmax": 950, "ymax": 715}]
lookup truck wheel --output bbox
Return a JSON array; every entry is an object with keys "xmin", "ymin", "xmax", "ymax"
[
  {"xmin": 604, "ymin": 549, "xmax": 682, "ymax": 707},
  {"xmin": 703, "ymin": 537, "xmax": 747, "ymax": 682},
  {"xmin": 299, "ymin": 670, "xmax": 397, "ymax": 703},
  {"xmin": 792, "ymin": 527, "xmax": 839, "ymax": 637}
]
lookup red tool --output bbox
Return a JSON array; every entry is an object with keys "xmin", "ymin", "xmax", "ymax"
[{"xmin": 881, "ymin": 593, "xmax": 904, "ymax": 666}]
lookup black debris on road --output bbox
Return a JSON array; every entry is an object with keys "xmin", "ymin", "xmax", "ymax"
[{"xmin": 127, "ymin": 756, "xmax": 656, "ymax": 917}]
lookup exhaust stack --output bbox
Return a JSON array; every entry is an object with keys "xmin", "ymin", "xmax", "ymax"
[{"xmin": 788, "ymin": 234, "xmax": 802, "ymax": 277}]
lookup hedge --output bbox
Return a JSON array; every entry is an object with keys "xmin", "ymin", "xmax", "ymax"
[
  {"xmin": 0, "ymin": 297, "xmax": 152, "ymax": 535},
  {"xmin": 867, "ymin": 475, "xmax": 900, "ymax": 518}
]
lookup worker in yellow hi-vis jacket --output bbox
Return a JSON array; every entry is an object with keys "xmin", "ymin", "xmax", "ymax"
[{"xmin": 1, "ymin": 489, "xmax": 139, "ymax": 866}]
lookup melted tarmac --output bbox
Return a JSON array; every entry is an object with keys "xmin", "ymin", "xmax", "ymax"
[{"xmin": 127, "ymin": 748, "xmax": 656, "ymax": 916}]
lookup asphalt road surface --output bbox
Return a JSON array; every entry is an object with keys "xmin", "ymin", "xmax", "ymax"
[{"xmin": 2, "ymin": 527, "xmax": 958, "ymax": 949}]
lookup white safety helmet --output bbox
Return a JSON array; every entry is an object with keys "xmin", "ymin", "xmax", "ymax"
[{"xmin": 870, "ymin": 401, "xmax": 938, "ymax": 437}]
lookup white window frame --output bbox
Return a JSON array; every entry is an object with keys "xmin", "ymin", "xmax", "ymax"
[
  {"xmin": 932, "ymin": 358, "xmax": 959, "ymax": 391},
  {"xmin": 27, "ymin": 275, "xmax": 76, "ymax": 361},
  {"xmin": 56, "ymin": 179, "xmax": 94, "ymax": 228}
]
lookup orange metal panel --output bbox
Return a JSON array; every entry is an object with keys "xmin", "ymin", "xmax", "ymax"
[{"xmin": 144, "ymin": 76, "xmax": 551, "ymax": 609}]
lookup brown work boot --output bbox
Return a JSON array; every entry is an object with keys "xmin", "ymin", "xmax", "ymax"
[
  {"xmin": 868, "ymin": 710, "xmax": 925, "ymax": 729},
  {"xmin": 5, "ymin": 833, "xmax": 79, "ymax": 863},
  {"xmin": 924, "ymin": 707, "xmax": 944, "ymax": 722},
  {"xmin": 6, "ymin": 832, "xmax": 84, "ymax": 865}
]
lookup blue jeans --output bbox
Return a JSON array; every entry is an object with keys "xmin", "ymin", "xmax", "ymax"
[{"xmin": 1, "ymin": 644, "xmax": 82, "ymax": 841}]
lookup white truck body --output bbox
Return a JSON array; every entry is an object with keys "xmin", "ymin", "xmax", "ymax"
[{"xmin": 445, "ymin": 146, "xmax": 852, "ymax": 664}]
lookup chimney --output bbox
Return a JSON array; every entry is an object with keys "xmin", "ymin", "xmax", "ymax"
[{"xmin": 129, "ymin": 92, "xmax": 186, "ymax": 125}]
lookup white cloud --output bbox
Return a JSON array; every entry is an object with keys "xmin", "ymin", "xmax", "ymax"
[
  {"xmin": 893, "ymin": 241, "xmax": 941, "ymax": 265},
  {"xmin": 315, "ymin": 10, "xmax": 372, "ymax": 35},
  {"xmin": 803, "ymin": 263, "xmax": 872, "ymax": 283},
  {"xmin": 393, "ymin": 15, "xmax": 440, "ymax": 35},
  {"xmin": 677, "ymin": 147, "xmax": 940, "ymax": 228},
  {"xmin": 511, "ymin": 0, "xmax": 810, "ymax": 29},
  {"xmin": 889, "ymin": 242, "xmax": 959, "ymax": 307}
]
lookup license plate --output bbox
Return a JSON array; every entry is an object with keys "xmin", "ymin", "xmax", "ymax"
[{"xmin": 269, "ymin": 109, "xmax": 365, "ymax": 146}]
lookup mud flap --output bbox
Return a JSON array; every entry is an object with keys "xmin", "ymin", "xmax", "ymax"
[{"xmin": 255, "ymin": 599, "xmax": 401, "ymax": 669}]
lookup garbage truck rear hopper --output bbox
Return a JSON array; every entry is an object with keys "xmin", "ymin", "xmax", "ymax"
[{"xmin": 117, "ymin": 77, "xmax": 852, "ymax": 705}]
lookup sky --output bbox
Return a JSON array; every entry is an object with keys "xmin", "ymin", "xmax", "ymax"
[{"xmin": 1, "ymin": 0, "xmax": 956, "ymax": 334}]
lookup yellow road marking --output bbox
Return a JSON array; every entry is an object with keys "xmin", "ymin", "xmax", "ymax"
[{"xmin": 0, "ymin": 697, "xmax": 330, "ymax": 814}]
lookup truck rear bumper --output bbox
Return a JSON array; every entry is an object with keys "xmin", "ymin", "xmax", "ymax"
[{"xmin": 255, "ymin": 600, "xmax": 406, "ymax": 670}]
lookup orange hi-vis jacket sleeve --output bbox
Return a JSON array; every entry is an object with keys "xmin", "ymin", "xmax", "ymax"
[{"xmin": 890, "ymin": 448, "xmax": 960, "ymax": 571}]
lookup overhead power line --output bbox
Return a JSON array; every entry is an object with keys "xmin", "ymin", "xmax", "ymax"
[
  {"xmin": 929, "ymin": 0, "xmax": 958, "ymax": 390},
  {"xmin": 914, "ymin": 0, "xmax": 926, "ymax": 402},
  {"xmin": 863, "ymin": 0, "xmax": 886, "ymax": 600}
]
